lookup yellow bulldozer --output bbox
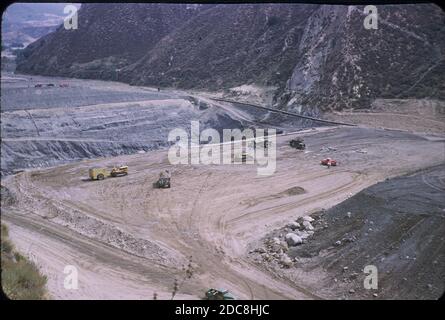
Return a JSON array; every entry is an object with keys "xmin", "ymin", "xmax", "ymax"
[
  {"xmin": 110, "ymin": 165, "xmax": 128, "ymax": 177},
  {"xmin": 89, "ymin": 165, "xmax": 128, "ymax": 180}
]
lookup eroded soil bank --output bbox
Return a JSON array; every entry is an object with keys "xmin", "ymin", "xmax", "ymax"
[{"xmin": 250, "ymin": 164, "xmax": 445, "ymax": 299}]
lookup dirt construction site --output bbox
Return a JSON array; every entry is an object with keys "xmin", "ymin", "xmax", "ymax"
[{"xmin": 1, "ymin": 74, "xmax": 445, "ymax": 300}]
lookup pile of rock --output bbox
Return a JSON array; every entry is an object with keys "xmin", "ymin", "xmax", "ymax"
[
  {"xmin": 284, "ymin": 215, "xmax": 316, "ymax": 247},
  {"xmin": 251, "ymin": 236, "xmax": 291, "ymax": 266},
  {"xmin": 250, "ymin": 214, "xmax": 321, "ymax": 269}
]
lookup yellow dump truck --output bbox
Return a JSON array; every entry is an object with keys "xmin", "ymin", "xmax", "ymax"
[{"xmin": 89, "ymin": 166, "xmax": 128, "ymax": 180}]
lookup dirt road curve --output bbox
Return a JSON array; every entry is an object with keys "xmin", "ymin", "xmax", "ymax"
[{"xmin": 2, "ymin": 126, "xmax": 444, "ymax": 299}]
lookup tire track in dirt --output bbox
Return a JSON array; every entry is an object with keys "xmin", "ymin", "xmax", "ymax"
[
  {"xmin": 2, "ymin": 209, "xmax": 175, "ymax": 279},
  {"xmin": 180, "ymin": 172, "xmax": 323, "ymax": 299},
  {"xmin": 228, "ymin": 171, "xmax": 365, "ymax": 225},
  {"xmin": 4, "ymin": 126, "xmax": 444, "ymax": 299}
]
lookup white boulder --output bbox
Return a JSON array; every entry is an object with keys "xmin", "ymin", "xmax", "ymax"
[
  {"xmin": 295, "ymin": 230, "xmax": 312, "ymax": 240},
  {"xmin": 287, "ymin": 221, "xmax": 300, "ymax": 230},
  {"xmin": 280, "ymin": 254, "xmax": 293, "ymax": 268},
  {"xmin": 285, "ymin": 233, "xmax": 303, "ymax": 246},
  {"xmin": 302, "ymin": 215, "xmax": 315, "ymax": 222},
  {"xmin": 302, "ymin": 221, "xmax": 314, "ymax": 231}
]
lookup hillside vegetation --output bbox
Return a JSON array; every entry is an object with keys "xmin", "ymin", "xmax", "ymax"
[{"xmin": 1, "ymin": 223, "xmax": 48, "ymax": 300}]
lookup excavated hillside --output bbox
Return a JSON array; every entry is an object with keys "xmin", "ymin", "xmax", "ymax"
[{"xmin": 16, "ymin": 3, "xmax": 445, "ymax": 111}]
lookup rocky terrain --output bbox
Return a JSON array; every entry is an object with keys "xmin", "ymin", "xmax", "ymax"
[
  {"xmin": 1, "ymin": 73, "xmax": 304, "ymax": 175},
  {"xmin": 249, "ymin": 165, "xmax": 445, "ymax": 299},
  {"xmin": 2, "ymin": 4, "xmax": 445, "ymax": 301},
  {"xmin": 326, "ymin": 98, "xmax": 445, "ymax": 134},
  {"xmin": 2, "ymin": 125, "xmax": 444, "ymax": 299},
  {"xmin": 16, "ymin": 4, "xmax": 445, "ymax": 112}
]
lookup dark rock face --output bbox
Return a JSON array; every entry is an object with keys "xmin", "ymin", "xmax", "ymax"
[
  {"xmin": 16, "ymin": 4, "xmax": 445, "ymax": 111},
  {"xmin": 284, "ymin": 4, "xmax": 445, "ymax": 111}
]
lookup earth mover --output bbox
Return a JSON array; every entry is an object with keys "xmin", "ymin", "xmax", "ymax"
[
  {"xmin": 290, "ymin": 138, "xmax": 306, "ymax": 150},
  {"xmin": 205, "ymin": 288, "xmax": 235, "ymax": 300},
  {"xmin": 110, "ymin": 165, "xmax": 128, "ymax": 177},
  {"xmin": 89, "ymin": 168, "xmax": 110, "ymax": 180},
  {"xmin": 154, "ymin": 170, "xmax": 171, "ymax": 188},
  {"xmin": 154, "ymin": 177, "xmax": 171, "ymax": 188},
  {"xmin": 89, "ymin": 165, "xmax": 128, "ymax": 180}
]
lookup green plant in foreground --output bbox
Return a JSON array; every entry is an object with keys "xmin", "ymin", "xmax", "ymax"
[{"xmin": 1, "ymin": 223, "xmax": 48, "ymax": 300}]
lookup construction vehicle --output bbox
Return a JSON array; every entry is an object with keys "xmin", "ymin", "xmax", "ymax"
[
  {"xmin": 110, "ymin": 165, "xmax": 128, "ymax": 177},
  {"xmin": 154, "ymin": 177, "xmax": 171, "ymax": 188},
  {"xmin": 154, "ymin": 170, "xmax": 171, "ymax": 188},
  {"xmin": 321, "ymin": 158, "xmax": 337, "ymax": 167},
  {"xmin": 290, "ymin": 138, "xmax": 306, "ymax": 150},
  {"xmin": 89, "ymin": 168, "xmax": 110, "ymax": 180},
  {"xmin": 205, "ymin": 288, "xmax": 235, "ymax": 300},
  {"xmin": 89, "ymin": 165, "xmax": 128, "ymax": 180}
]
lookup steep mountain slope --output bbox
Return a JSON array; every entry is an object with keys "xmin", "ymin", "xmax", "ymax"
[
  {"xmin": 16, "ymin": 3, "xmax": 210, "ymax": 78},
  {"xmin": 121, "ymin": 4, "xmax": 319, "ymax": 91},
  {"xmin": 282, "ymin": 4, "xmax": 445, "ymax": 111},
  {"xmin": 15, "ymin": 3, "xmax": 445, "ymax": 111}
]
